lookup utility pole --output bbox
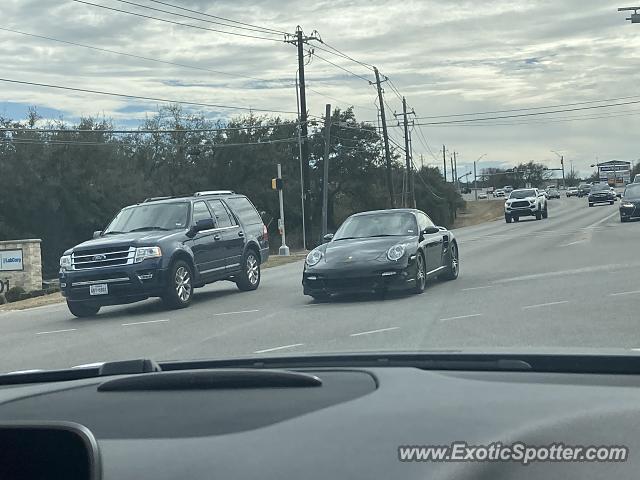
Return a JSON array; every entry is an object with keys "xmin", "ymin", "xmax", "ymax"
[
  {"xmin": 322, "ymin": 104, "xmax": 331, "ymax": 238},
  {"xmin": 294, "ymin": 75, "xmax": 306, "ymax": 250},
  {"xmin": 473, "ymin": 162, "xmax": 477, "ymax": 200},
  {"xmin": 373, "ymin": 67, "xmax": 394, "ymax": 208},
  {"xmin": 442, "ymin": 145, "xmax": 447, "ymax": 182},
  {"xmin": 409, "ymin": 129, "xmax": 416, "ymax": 208},
  {"xmin": 397, "ymin": 97, "xmax": 413, "ymax": 207},
  {"xmin": 453, "ymin": 151, "xmax": 458, "ymax": 191},
  {"xmin": 561, "ymin": 155, "xmax": 566, "ymax": 189},
  {"xmin": 286, "ymin": 26, "xmax": 319, "ymax": 249},
  {"xmin": 450, "ymin": 155, "xmax": 454, "ymax": 187}
]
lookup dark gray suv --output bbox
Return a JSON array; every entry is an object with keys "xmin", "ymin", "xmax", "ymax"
[{"xmin": 59, "ymin": 191, "xmax": 269, "ymax": 317}]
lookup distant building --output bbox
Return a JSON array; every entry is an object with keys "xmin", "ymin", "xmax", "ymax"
[{"xmin": 597, "ymin": 160, "xmax": 631, "ymax": 186}]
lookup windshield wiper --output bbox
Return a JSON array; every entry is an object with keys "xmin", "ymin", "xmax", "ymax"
[
  {"xmin": 102, "ymin": 231, "xmax": 125, "ymax": 235},
  {"xmin": 127, "ymin": 226, "xmax": 170, "ymax": 232},
  {"xmin": 333, "ymin": 236, "xmax": 361, "ymax": 241}
]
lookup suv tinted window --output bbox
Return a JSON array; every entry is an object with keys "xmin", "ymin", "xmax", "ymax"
[
  {"xmin": 192, "ymin": 201, "xmax": 212, "ymax": 223},
  {"xmin": 225, "ymin": 196, "xmax": 262, "ymax": 225},
  {"xmin": 208, "ymin": 200, "xmax": 235, "ymax": 228}
]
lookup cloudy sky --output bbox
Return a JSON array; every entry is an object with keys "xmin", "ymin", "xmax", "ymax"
[{"xmin": 2, "ymin": 0, "xmax": 640, "ymax": 176}]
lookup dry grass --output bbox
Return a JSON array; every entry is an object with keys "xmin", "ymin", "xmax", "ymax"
[
  {"xmin": 453, "ymin": 199, "xmax": 505, "ymax": 229},
  {"xmin": 0, "ymin": 292, "xmax": 64, "ymax": 311}
]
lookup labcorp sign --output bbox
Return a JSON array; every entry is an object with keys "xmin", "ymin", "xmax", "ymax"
[{"xmin": 0, "ymin": 249, "xmax": 23, "ymax": 271}]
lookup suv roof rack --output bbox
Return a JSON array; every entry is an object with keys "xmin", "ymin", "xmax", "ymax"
[
  {"xmin": 193, "ymin": 190, "xmax": 234, "ymax": 196},
  {"xmin": 143, "ymin": 196, "xmax": 174, "ymax": 203}
]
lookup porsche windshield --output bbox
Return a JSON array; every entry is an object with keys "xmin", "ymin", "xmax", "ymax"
[{"xmin": 334, "ymin": 213, "xmax": 418, "ymax": 240}]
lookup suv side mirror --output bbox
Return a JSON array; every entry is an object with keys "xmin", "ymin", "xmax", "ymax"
[
  {"xmin": 323, "ymin": 233, "xmax": 334, "ymax": 243},
  {"xmin": 188, "ymin": 218, "xmax": 215, "ymax": 237},
  {"xmin": 422, "ymin": 226, "xmax": 440, "ymax": 235},
  {"xmin": 93, "ymin": 230, "xmax": 102, "ymax": 239}
]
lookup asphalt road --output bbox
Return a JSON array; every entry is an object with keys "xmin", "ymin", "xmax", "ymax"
[{"xmin": 1, "ymin": 197, "xmax": 638, "ymax": 373}]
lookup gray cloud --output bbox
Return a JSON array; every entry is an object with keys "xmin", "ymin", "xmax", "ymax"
[{"xmin": 1, "ymin": 0, "xmax": 639, "ymax": 173}]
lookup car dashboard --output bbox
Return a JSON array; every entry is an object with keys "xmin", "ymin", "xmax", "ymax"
[{"xmin": 0, "ymin": 355, "xmax": 639, "ymax": 479}]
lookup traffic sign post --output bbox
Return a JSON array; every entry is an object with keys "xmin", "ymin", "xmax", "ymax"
[{"xmin": 275, "ymin": 164, "xmax": 289, "ymax": 256}]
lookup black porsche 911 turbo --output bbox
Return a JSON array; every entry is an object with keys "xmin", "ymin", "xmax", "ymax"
[{"xmin": 302, "ymin": 209, "xmax": 459, "ymax": 300}]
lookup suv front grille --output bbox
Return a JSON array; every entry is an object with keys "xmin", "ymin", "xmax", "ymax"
[
  {"xmin": 511, "ymin": 201, "xmax": 530, "ymax": 208},
  {"xmin": 72, "ymin": 247, "xmax": 135, "ymax": 270}
]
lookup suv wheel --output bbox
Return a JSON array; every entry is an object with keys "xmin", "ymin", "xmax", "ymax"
[
  {"xmin": 542, "ymin": 206, "xmax": 548, "ymax": 219},
  {"xmin": 505, "ymin": 213, "xmax": 512, "ymax": 223},
  {"xmin": 535, "ymin": 210, "xmax": 542, "ymax": 220},
  {"xmin": 67, "ymin": 301, "xmax": 100, "ymax": 318},
  {"xmin": 163, "ymin": 260, "xmax": 193, "ymax": 309},
  {"xmin": 236, "ymin": 250, "xmax": 261, "ymax": 291}
]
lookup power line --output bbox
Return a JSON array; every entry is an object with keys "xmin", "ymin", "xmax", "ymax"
[
  {"xmin": 414, "ymin": 98, "xmax": 640, "ymax": 126},
  {"xmin": 0, "ymin": 27, "xmax": 280, "ymax": 84},
  {"xmin": 0, "ymin": 136, "xmax": 299, "ymax": 148},
  {"xmin": 422, "ymin": 108, "xmax": 640, "ymax": 127},
  {"xmin": 71, "ymin": 0, "xmax": 284, "ymax": 43},
  {"xmin": 112, "ymin": 0, "xmax": 283, "ymax": 36},
  {"xmin": 147, "ymin": 0, "xmax": 287, "ymax": 34},
  {"xmin": 313, "ymin": 42, "xmax": 374, "ymax": 70},
  {"xmin": 309, "ymin": 50, "xmax": 373, "ymax": 83},
  {"xmin": 0, "ymin": 77, "xmax": 298, "ymax": 114},
  {"xmin": 0, "ymin": 122, "xmax": 307, "ymax": 134},
  {"xmin": 412, "ymin": 124, "xmax": 440, "ymax": 163},
  {"xmin": 415, "ymin": 94, "xmax": 640, "ymax": 120}
]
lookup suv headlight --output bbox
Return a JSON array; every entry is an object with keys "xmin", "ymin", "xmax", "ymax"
[
  {"xmin": 622, "ymin": 202, "xmax": 634, "ymax": 208},
  {"xmin": 59, "ymin": 255, "xmax": 72, "ymax": 271},
  {"xmin": 306, "ymin": 249, "xmax": 323, "ymax": 266},
  {"xmin": 134, "ymin": 246, "xmax": 162, "ymax": 263},
  {"xmin": 387, "ymin": 244, "xmax": 406, "ymax": 262}
]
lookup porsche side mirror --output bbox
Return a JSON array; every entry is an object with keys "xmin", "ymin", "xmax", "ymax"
[
  {"xmin": 93, "ymin": 230, "xmax": 102, "ymax": 239},
  {"xmin": 323, "ymin": 233, "xmax": 334, "ymax": 243},
  {"xmin": 423, "ymin": 226, "xmax": 440, "ymax": 235}
]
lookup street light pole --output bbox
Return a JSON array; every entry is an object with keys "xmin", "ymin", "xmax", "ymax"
[
  {"xmin": 473, "ymin": 153, "xmax": 487, "ymax": 200},
  {"xmin": 551, "ymin": 150, "xmax": 566, "ymax": 189}
]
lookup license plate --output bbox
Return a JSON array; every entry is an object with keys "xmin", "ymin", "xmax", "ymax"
[{"xmin": 89, "ymin": 284, "xmax": 108, "ymax": 296}]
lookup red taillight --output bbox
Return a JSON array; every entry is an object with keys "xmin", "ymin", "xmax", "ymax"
[{"xmin": 262, "ymin": 224, "xmax": 268, "ymax": 241}]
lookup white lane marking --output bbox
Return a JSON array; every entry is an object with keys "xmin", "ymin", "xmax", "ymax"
[
  {"xmin": 35, "ymin": 328, "xmax": 77, "ymax": 335},
  {"xmin": 462, "ymin": 286, "xmax": 493, "ymax": 291},
  {"xmin": 522, "ymin": 301, "xmax": 569, "ymax": 310},
  {"xmin": 350, "ymin": 327, "xmax": 399, "ymax": 337},
  {"xmin": 631, "ymin": 348, "xmax": 640, "ymax": 352},
  {"xmin": 561, "ymin": 238, "xmax": 590, "ymax": 247},
  {"xmin": 254, "ymin": 343, "xmax": 304, "ymax": 354},
  {"xmin": 121, "ymin": 319, "xmax": 169, "ymax": 326},
  {"xmin": 493, "ymin": 262, "xmax": 640, "ymax": 284},
  {"xmin": 213, "ymin": 309, "xmax": 259, "ymax": 316},
  {"xmin": 585, "ymin": 209, "xmax": 620, "ymax": 228},
  {"xmin": 609, "ymin": 290, "xmax": 640, "ymax": 297},
  {"xmin": 438, "ymin": 314, "xmax": 483, "ymax": 322}
]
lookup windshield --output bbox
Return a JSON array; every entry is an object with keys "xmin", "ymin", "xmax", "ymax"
[
  {"xmin": 334, "ymin": 213, "xmax": 417, "ymax": 239},
  {"xmin": 104, "ymin": 203, "xmax": 189, "ymax": 234},
  {"xmin": 624, "ymin": 184, "xmax": 640, "ymax": 199},
  {"xmin": 4, "ymin": 2, "xmax": 640, "ymax": 380},
  {"xmin": 509, "ymin": 190, "xmax": 536, "ymax": 199}
]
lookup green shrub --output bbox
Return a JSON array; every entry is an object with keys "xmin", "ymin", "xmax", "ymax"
[{"xmin": 6, "ymin": 286, "xmax": 26, "ymax": 303}]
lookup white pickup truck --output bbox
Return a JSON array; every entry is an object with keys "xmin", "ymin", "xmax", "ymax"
[{"xmin": 504, "ymin": 188, "xmax": 548, "ymax": 223}]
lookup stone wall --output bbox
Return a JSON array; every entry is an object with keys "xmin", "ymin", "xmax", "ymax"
[{"xmin": 0, "ymin": 239, "xmax": 42, "ymax": 293}]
